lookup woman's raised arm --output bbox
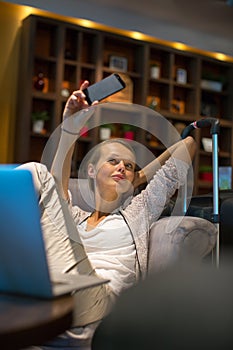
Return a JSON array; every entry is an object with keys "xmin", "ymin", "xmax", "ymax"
[
  {"xmin": 133, "ymin": 136, "xmax": 196, "ymax": 189},
  {"xmin": 51, "ymin": 81, "xmax": 95, "ymax": 200}
]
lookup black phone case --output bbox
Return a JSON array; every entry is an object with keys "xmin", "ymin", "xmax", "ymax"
[{"xmin": 83, "ymin": 73, "xmax": 126, "ymax": 105}]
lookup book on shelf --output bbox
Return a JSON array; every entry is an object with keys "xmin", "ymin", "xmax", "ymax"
[{"xmin": 219, "ymin": 166, "xmax": 232, "ymax": 190}]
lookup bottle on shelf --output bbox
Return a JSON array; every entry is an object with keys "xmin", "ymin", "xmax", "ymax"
[{"xmin": 34, "ymin": 72, "xmax": 45, "ymax": 91}]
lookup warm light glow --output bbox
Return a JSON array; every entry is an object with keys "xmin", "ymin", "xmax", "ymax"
[
  {"xmin": 78, "ymin": 19, "xmax": 96, "ymax": 28},
  {"xmin": 214, "ymin": 52, "xmax": 228, "ymax": 62},
  {"xmin": 172, "ymin": 42, "xmax": 187, "ymax": 51},
  {"xmin": 130, "ymin": 31, "xmax": 145, "ymax": 41},
  {"xmin": 21, "ymin": 4, "xmax": 45, "ymax": 17},
  {"xmin": 7, "ymin": 2, "xmax": 233, "ymax": 64},
  {"xmin": 21, "ymin": 6, "xmax": 32, "ymax": 17}
]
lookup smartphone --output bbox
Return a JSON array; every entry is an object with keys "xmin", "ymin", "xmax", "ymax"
[{"xmin": 83, "ymin": 73, "xmax": 126, "ymax": 105}]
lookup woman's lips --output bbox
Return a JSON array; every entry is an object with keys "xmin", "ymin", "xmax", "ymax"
[{"xmin": 111, "ymin": 174, "xmax": 125, "ymax": 181}]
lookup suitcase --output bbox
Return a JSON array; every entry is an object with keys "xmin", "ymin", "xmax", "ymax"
[
  {"xmin": 186, "ymin": 191, "xmax": 233, "ymax": 252},
  {"xmin": 181, "ymin": 117, "xmax": 221, "ymax": 265}
]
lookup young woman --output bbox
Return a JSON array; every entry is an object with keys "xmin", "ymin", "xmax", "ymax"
[{"xmin": 22, "ymin": 80, "xmax": 196, "ymax": 348}]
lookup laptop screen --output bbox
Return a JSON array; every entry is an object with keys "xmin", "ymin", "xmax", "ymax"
[{"xmin": 0, "ymin": 167, "xmax": 53, "ymax": 297}]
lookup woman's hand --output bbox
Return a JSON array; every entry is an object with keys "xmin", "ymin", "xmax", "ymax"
[{"xmin": 63, "ymin": 80, "xmax": 98, "ymax": 120}]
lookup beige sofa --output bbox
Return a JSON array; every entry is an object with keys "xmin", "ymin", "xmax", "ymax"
[
  {"xmin": 69, "ymin": 178, "xmax": 217, "ymax": 274},
  {"xmin": 68, "ymin": 178, "xmax": 217, "ymax": 349}
]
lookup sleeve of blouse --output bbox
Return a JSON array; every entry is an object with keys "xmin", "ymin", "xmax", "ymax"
[{"xmin": 126, "ymin": 157, "xmax": 190, "ymax": 225}]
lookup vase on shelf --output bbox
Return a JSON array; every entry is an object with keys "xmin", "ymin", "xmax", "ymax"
[
  {"xmin": 150, "ymin": 64, "xmax": 160, "ymax": 79},
  {"xmin": 124, "ymin": 131, "xmax": 135, "ymax": 140},
  {"xmin": 34, "ymin": 72, "xmax": 45, "ymax": 91},
  {"xmin": 122, "ymin": 124, "xmax": 135, "ymax": 140},
  {"xmin": 100, "ymin": 127, "xmax": 111, "ymax": 140},
  {"xmin": 31, "ymin": 111, "xmax": 50, "ymax": 134},
  {"xmin": 32, "ymin": 120, "xmax": 44, "ymax": 134}
]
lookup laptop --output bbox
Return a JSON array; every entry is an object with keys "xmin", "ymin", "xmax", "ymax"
[{"xmin": 0, "ymin": 166, "xmax": 108, "ymax": 299}]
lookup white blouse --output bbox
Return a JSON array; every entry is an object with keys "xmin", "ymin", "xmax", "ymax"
[{"xmin": 78, "ymin": 213, "xmax": 136, "ymax": 295}]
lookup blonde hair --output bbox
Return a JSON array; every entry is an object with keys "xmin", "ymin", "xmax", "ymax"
[{"xmin": 88, "ymin": 138, "xmax": 136, "ymax": 166}]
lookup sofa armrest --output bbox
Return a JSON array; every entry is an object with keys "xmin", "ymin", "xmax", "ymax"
[{"xmin": 148, "ymin": 216, "xmax": 217, "ymax": 273}]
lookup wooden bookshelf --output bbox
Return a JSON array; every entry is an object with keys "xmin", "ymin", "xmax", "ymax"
[{"xmin": 14, "ymin": 14, "xmax": 233, "ymax": 195}]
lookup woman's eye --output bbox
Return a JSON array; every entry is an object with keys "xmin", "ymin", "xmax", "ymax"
[
  {"xmin": 108, "ymin": 158, "xmax": 117, "ymax": 165},
  {"xmin": 107, "ymin": 158, "xmax": 134, "ymax": 170},
  {"xmin": 125, "ymin": 163, "xmax": 134, "ymax": 170}
]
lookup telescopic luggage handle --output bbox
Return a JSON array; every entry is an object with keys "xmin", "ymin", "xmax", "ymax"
[
  {"xmin": 181, "ymin": 117, "xmax": 220, "ymax": 267},
  {"xmin": 181, "ymin": 117, "xmax": 220, "ymax": 139}
]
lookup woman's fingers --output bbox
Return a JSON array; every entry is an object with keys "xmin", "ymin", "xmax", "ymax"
[
  {"xmin": 80, "ymin": 80, "xmax": 89, "ymax": 90},
  {"xmin": 63, "ymin": 80, "xmax": 99, "ymax": 119}
]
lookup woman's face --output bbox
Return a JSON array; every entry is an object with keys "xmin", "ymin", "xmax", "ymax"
[{"xmin": 89, "ymin": 142, "xmax": 136, "ymax": 200}]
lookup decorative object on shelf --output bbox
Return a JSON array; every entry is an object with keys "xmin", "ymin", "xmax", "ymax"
[
  {"xmin": 31, "ymin": 111, "xmax": 50, "ymax": 134},
  {"xmin": 176, "ymin": 68, "xmax": 187, "ymax": 84},
  {"xmin": 146, "ymin": 96, "xmax": 160, "ymax": 110},
  {"xmin": 202, "ymin": 137, "xmax": 212, "ymax": 152},
  {"xmin": 122, "ymin": 124, "xmax": 136, "ymax": 140},
  {"xmin": 61, "ymin": 81, "xmax": 70, "ymax": 97},
  {"xmin": 219, "ymin": 166, "xmax": 232, "ymax": 190},
  {"xmin": 201, "ymin": 72, "xmax": 226, "ymax": 92},
  {"xmin": 170, "ymin": 98, "xmax": 185, "ymax": 114},
  {"xmin": 34, "ymin": 72, "xmax": 45, "ymax": 91},
  {"xmin": 99, "ymin": 124, "xmax": 115, "ymax": 141},
  {"xmin": 150, "ymin": 62, "xmax": 160, "ymax": 79},
  {"xmin": 104, "ymin": 74, "xmax": 133, "ymax": 103},
  {"xmin": 201, "ymin": 79, "xmax": 223, "ymax": 92},
  {"xmin": 109, "ymin": 55, "xmax": 128, "ymax": 72},
  {"xmin": 199, "ymin": 165, "xmax": 213, "ymax": 182},
  {"xmin": 33, "ymin": 72, "xmax": 49, "ymax": 92},
  {"xmin": 149, "ymin": 135, "xmax": 159, "ymax": 148}
]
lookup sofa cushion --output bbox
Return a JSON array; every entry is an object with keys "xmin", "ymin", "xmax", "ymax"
[
  {"xmin": 148, "ymin": 216, "xmax": 217, "ymax": 273},
  {"xmin": 69, "ymin": 178, "xmax": 94, "ymax": 211}
]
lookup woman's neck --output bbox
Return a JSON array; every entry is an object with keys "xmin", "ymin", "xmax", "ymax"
[
  {"xmin": 94, "ymin": 190, "xmax": 122, "ymax": 214},
  {"xmin": 86, "ymin": 192, "xmax": 122, "ymax": 231},
  {"xmin": 86, "ymin": 210, "xmax": 110, "ymax": 231}
]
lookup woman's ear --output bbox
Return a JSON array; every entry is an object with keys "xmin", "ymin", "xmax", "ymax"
[{"xmin": 88, "ymin": 163, "xmax": 96, "ymax": 178}]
